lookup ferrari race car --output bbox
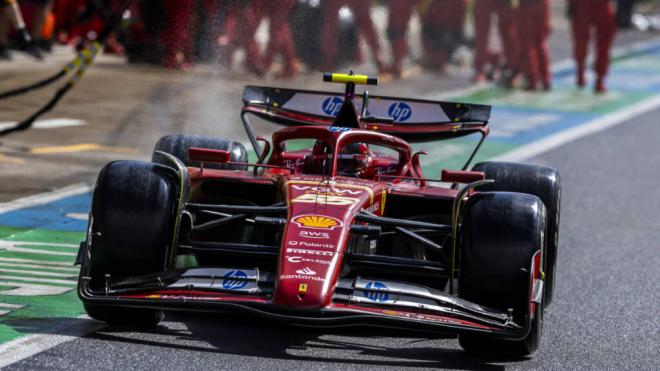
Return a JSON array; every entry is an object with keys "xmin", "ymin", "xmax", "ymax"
[{"xmin": 77, "ymin": 73, "xmax": 561, "ymax": 356}]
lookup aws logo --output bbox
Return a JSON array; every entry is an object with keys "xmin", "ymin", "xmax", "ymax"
[
  {"xmin": 292, "ymin": 215, "xmax": 343, "ymax": 230},
  {"xmin": 388, "ymin": 102, "xmax": 412, "ymax": 122},
  {"xmin": 322, "ymin": 96, "xmax": 344, "ymax": 116}
]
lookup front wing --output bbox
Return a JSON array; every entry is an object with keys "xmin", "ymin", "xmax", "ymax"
[{"xmin": 79, "ymin": 267, "xmax": 530, "ymax": 339}]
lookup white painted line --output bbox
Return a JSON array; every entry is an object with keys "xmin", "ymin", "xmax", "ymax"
[
  {"xmin": 0, "ymin": 183, "xmax": 92, "ymax": 214},
  {"xmin": 0, "ymin": 316, "xmax": 106, "ymax": 368},
  {"xmin": 494, "ymin": 93, "xmax": 660, "ymax": 162},
  {"xmin": 0, "ymin": 303, "xmax": 24, "ymax": 309},
  {"xmin": 0, "ymin": 268, "xmax": 78, "ymax": 278},
  {"xmin": 0, "ymin": 262, "xmax": 79, "ymax": 272},
  {"xmin": 0, "ymin": 244, "xmax": 77, "ymax": 257},
  {"xmin": 0, "ymin": 240, "xmax": 79, "ymax": 249},
  {"xmin": 0, "ymin": 275, "xmax": 77, "ymax": 285},
  {"xmin": 0, "ymin": 119, "xmax": 85, "ymax": 131},
  {"xmin": 0, "ymin": 257, "xmax": 76, "ymax": 267},
  {"xmin": 0, "ymin": 282, "xmax": 73, "ymax": 296}
]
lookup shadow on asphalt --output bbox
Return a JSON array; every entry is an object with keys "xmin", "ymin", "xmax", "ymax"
[{"xmin": 82, "ymin": 311, "xmax": 529, "ymax": 370}]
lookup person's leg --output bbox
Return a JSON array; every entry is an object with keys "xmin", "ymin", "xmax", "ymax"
[
  {"xmin": 571, "ymin": 0, "xmax": 591, "ymax": 88},
  {"xmin": 241, "ymin": 0, "xmax": 267, "ymax": 75},
  {"xmin": 386, "ymin": 0, "xmax": 416, "ymax": 76},
  {"xmin": 594, "ymin": 0, "xmax": 617, "ymax": 93},
  {"xmin": 263, "ymin": 0, "xmax": 299, "ymax": 78},
  {"xmin": 162, "ymin": 0, "xmax": 194, "ymax": 69},
  {"xmin": 217, "ymin": 0, "xmax": 241, "ymax": 67},
  {"xmin": 473, "ymin": 0, "xmax": 494, "ymax": 82},
  {"xmin": 538, "ymin": 0, "xmax": 552, "ymax": 90},
  {"xmin": 518, "ymin": 2, "xmax": 539, "ymax": 90},
  {"xmin": 496, "ymin": 0, "xmax": 519, "ymax": 75},
  {"xmin": 349, "ymin": 0, "xmax": 384, "ymax": 72},
  {"xmin": 319, "ymin": 0, "xmax": 342, "ymax": 70},
  {"xmin": 0, "ymin": 4, "xmax": 11, "ymax": 59}
]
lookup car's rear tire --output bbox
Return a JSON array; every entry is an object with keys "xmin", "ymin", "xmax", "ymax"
[
  {"xmin": 472, "ymin": 161, "xmax": 560, "ymax": 307},
  {"xmin": 458, "ymin": 192, "xmax": 546, "ymax": 357},
  {"xmin": 83, "ymin": 161, "xmax": 178, "ymax": 326},
  {"xmin": 152, "ymin": 134, "xmax": 248, "ymax": 170}
]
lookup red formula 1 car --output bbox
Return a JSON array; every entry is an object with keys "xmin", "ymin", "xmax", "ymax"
[{"xmin": 77, "ymin": 73, "xmax": 561, "ymax": 356}]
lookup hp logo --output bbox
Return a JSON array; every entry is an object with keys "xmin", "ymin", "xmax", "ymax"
[
  {"xmin": 364, "ymin": 281, "xmax": 389, "ymax": 302},
  {"xmin": 222, "ymin": 270, "xmax": 248, "ymax": 290},
  {"xmin": 322, "ymin": 96, "xmax": 344, "ymax": 117},
  {"xmin": 388, "ymin": 102, "xmax": 412, "ymax": 122}
]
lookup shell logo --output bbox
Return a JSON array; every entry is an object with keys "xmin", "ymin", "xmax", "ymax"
[{"xmin": 291, "ymin": 215, "xmax": 342, "ymax": 230}]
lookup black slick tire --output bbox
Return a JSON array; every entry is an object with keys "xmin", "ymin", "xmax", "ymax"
[
  {"xmin": 458, "ymin": 192, "xmax": 546, "ymax": 357},
  {"xmin": 472, "ymin": 161, "xmax": 560, "ymax": 307},
  {"xmin": 83, "ymin": 160, "xmax": 178, "ymax": 326}
]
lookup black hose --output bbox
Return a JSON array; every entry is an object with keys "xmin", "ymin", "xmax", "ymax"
[
  {"xmin": 0, "ymin": 0, "xmax": 132, "ymax": 138},
  {"xmin": 0, "ymin": 70, "xmax": 66, "ymax": 100}
]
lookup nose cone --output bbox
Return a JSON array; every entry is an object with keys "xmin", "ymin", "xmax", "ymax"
[
  {"xmin": 273, "ymin": 177, "xmax": 385, "ymax": 308},
  {"xmin": 274, "ymin": 214, "xmax": 344, "ymax": 308}
]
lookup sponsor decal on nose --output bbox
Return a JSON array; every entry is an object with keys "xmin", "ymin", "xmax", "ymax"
[
  {"xmin": 291, "ymin": 215, "xmax": 343, "ymax": 230},
  {"xmin": 295, "ymin": 267, "xmax": 316, "ymax": 276}
]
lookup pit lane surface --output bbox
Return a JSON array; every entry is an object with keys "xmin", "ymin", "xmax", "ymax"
[{"xmin": 4, "ymin": 104, "xmax": 659, "ymax": 371}]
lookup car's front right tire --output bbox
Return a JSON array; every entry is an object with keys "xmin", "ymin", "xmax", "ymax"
[{"xmin": 458, "ymin": 191, "xmax": 546, "ymax": 357}]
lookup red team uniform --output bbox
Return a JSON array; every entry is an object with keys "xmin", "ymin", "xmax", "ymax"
[
  {"xmin": 473, "ymin": 0, "xmax": 519, "ymax": 83},
  {"xmin": 518, "ymin": 0, "xmax": 551, "ymax": 90},
  {"xmin": 321, "ymin": 0, "xmax": 384, "ymax": 72},
  {"xmin": 570, "ymin": 0, "xmax": 617, "ymax": 93}
]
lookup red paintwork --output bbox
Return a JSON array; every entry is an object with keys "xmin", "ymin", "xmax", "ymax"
[{"xmin": 184, "ymin": 125, "xmax": 468, "ymax": 313}]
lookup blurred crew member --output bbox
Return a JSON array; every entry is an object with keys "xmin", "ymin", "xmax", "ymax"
[
  {"xmin": 518, "ymin": 0, "xmax": 551, "ymax": 90},
  {"xmin": 259, "ymin": 0, "xmax": 299, "ymax": 78},
  {"xmin": 162, "ymin": 0, "xmax": 195, "ymax": 69},
  {"xmin": 570, "ymin": 0, "xmax": 617, "ymax": 93},
  {"xmin": 0, "ymin": 0, "xmax": 42, "ymax": 60},
  {"xmin": 386, "ymin": 0, "xmax": 419, "ymax": 77},
  {"xmin": 472, "ymin": 0, "xmax": 519, "ymax": 83},
  {"xmin": 420, "ymin": 0, "xmax": 467, "ymax": 73},
  {"xmin": 321, "ymin": 0, "xmax": 384, "ymax": 73},
  {"xmin": 217, "ymin": 0, "xmax": 266, "ymax": 75}
]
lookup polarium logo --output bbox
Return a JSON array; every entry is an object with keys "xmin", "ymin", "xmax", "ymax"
[
  {"xmin": 322, "ymin": 96, "xmax": 344, "ymax": 116},
  {"xmin": 388, "ymin": 101, "xmax": 412, "ymax": 122},
  {"xmin": 364, "ymin": 281, "xmax": 389, "ymax": 302},
  {"xmin": 222, "ymin": 270, "xmax": 248, "ymax": 290}
]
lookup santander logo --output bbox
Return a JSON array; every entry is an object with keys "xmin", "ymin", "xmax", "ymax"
[{"xmin": 295, "ymin": 267, "xmax": 316, "ymax": 276}]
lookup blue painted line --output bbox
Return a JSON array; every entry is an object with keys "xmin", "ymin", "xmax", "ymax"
[{"xmin": 0, "ymin": 193, "xmax": 91, "ymax": 232}]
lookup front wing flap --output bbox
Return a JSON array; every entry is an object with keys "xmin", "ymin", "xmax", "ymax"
[{"xmin": 79, "ymin": 267, "xmax": 524, "ymax": 338}]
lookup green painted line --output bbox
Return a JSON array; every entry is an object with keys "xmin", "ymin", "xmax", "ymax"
[{"xmin": 0, "ymin": 226, "xmax": 85, "ymax": 344}]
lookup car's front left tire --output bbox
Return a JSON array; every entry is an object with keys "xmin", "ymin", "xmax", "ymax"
[{"xmin": 81, "ymin": 160, "xmax": 179, "ymax": 326}]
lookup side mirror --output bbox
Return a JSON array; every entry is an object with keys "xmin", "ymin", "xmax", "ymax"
[
  {"xmin": 440, "ymin": 169, "xmax": 485, "ymax": 184},
  {"xmin": 188, "ymin": 147, "xmax": 231, "ymax": 164}
]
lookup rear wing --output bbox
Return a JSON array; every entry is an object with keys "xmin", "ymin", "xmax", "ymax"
[{"xmin": 241, "ymin": 86, "xmax": 491, "ymax": 142}]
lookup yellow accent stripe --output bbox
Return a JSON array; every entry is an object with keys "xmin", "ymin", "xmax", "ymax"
[
  {"xmin": 29, "ymin": 143, "xmax": 138, "ymax": 155},
  {"xmin": 0, "ymin": 153, "xmax": 25, "ymax": 164},
  {"xmin": 324, "ymin": 73, "xmax": 377, "ymax": 85}
]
